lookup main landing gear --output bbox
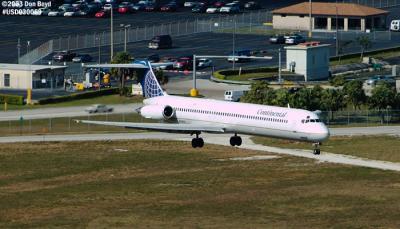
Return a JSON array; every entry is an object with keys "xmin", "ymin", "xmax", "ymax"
[
  {"xmin": 230, "ymin": 134, "xmax": 242, "ymax": 146},
  {"xmin": 313, "ymin": 142, "xmax": 321, "ymax": 155},
  {"xmin": 191, "ymin": 132, "xmax": 204, "ymax": 148}
]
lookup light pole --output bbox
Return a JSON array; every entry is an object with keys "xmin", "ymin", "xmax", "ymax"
[
  {"xmin": 308, "ymin": 0, "xmax": 312, "ymax": 38},
  {"xmin": 335, "ymin": 0, "xmax": 339, "ymax": 56},
  {"xmin": 96, "ymin": 35, "xmax": 101, "ymax": 64},
  {"xmin": 110, "ymin": 5, "xmax": 114, "ymax": 61},
  {"xmin": 17, "ymin": 38, "xmax": 21, "ymax": 64},
  {"xmin": 120, "ymin": 24, "xmax": 131, "ymax": 52},
  {"xmin": 232, "ymin": 16, "xmax": 237, "ymax": 70}
]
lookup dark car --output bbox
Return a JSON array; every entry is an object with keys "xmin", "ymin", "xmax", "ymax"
[
  {"xmin": 53, "ymin": 50, "xmax": 77, "ymax": 62},
  {"xmin": 244, "ymin": 1, "xmax": 260, "ymax": 10},
  {"xmin": 148, "ymin": 35, "xmax": 172, "ymax": 49},
  {"xmin": 192, "ymin": 4, "xmax": 207, "ymax": 12},
  {"xmin": 145, "ymin": 2, "xmax": 161, "ymax": 11},
  {"xmin": 269, "ymin": 35, "xmax": 285, "ymax": 44},
  {"xmin": 118, "ymin": 2, "xmax": 134, "ymax": 13},
  {"xmin": 160, "ymin": 2, "xmax": 178, "ymax": 11},
  {"xmin": 173, "ymin": 56, "xmax": 193, "ymax": 70},
  {"xmin": 72, "ymin": 54, "xmax": 93, "ymax": 63}
]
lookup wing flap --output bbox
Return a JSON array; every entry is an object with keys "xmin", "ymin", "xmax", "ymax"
[{"xmin": 76, "ymin": 120, "xmax": 226, "ymax": 133}]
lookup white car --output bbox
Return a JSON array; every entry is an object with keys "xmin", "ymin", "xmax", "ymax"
[
  {"xmin": 206, "ymin": 7, "xmax": 219, "ymax": 13},
  {"xmin": 219, "ymin": 3, "xmax": 240, "ymax": 13},
  {"xmin": 85, "ymin": 104, "xmax": 114, "ymax": 113},
  {"xmin": 197, "ymin": 58, "xmax": 212, "ymax": 68},
  {"xmin": 64, "ymin": 8, "xmax": 79, "ymax": 16},
  {"xmin": 48, "ymin": 9, "xmax": 65, "ymax": 16},
  {"xmin": 32, "ymin": 7, "xmax": 50, "ymax": 16}
]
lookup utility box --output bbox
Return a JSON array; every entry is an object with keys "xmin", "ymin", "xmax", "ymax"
[{"xmin": 284, "ymin": 42, "xmax": 331, "ymax": 81}]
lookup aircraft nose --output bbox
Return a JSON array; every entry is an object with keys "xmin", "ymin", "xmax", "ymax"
[
  {"xmin": 318, "ymin": 125, "xmax": 330, "ymax": 141},
  {"xmin": 135, "ymin": 107, "xmax": 142, "ymax": 114}
]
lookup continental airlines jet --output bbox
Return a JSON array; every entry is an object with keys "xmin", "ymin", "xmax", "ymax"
[{"xmin": 78, "ymin": 62, "xmax": 329, "ymax": 154}]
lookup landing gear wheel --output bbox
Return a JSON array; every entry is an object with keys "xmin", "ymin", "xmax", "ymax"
[
  {"xmin": 230, "ymin": 135, "xmax": 242, "ymax": 146},
  {"xmin": 191, "ymin": 138, "xmax": 204, "ymax": 148}
]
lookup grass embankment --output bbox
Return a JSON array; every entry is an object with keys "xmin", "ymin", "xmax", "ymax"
[
  {"xmin": 4, "ymin": 94, "xmax": 143, "ymax": 111},
  {"xmin": 1, "ymin": 140, "xmax": 400, "ymax": 228},
  {"xmin": 252, "ymin": 135, "xmax": 400, "ymax": 163}
]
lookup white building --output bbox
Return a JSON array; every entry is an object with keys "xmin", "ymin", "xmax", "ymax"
[
  {"xmin": 0, "ymin": 64, "xmax": 66, "ymax": 89},
  {"xmin": 284, "ymin": 42, "xmax": 330, "ymax": 81}
]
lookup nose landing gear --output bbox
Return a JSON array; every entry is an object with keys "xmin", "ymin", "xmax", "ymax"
[
  {"xmin": 230, "ymin": 134, "xmax": 242, "ymax": 146},
  {"xmin": 313, "ymin": 142, "xmax": 321, "ymax": 155}
]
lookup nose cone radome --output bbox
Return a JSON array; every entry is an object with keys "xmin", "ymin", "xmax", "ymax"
[{"xmin": 317, "ymin": 125, "xmax": 330, "ymax": 142}]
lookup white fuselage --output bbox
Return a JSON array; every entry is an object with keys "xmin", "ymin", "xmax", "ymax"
[{"xmin": 143, "ymin": 95, "xmax": 330, "ymax": 142}]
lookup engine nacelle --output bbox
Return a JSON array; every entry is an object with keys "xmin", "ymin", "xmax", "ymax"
[{"xmin": 140, "ymin": 105, "xmax": 176, "ymax": 120}]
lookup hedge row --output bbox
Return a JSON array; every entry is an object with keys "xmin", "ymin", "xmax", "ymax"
[
  {"xmin": 0, "ymin": 94, "xmax": 24, "ymax": 105},
  {"xmin": 38, "ymin": 88, "xmax": 119, "ymax": 105},
  {"xmin": 213, "ymin": 67, "xmax": 279, "ymax": 80}
]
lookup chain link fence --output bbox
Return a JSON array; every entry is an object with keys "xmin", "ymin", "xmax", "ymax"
[
  {"xmin": 18, "ymin": 11, "xmax": 272, "ymax": 65},
  {"xmin": 2, "ymin": 110, "xmax": 400, "ymax": 136}
]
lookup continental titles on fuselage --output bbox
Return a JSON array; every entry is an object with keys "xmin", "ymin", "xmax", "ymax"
[{"xmin": 257, "ymin": 109, "xmax": 287, "ymax": 118}]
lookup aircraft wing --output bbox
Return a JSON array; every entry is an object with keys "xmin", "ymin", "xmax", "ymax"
[{"xmin": 76, "ymin": 120, "xmax": 226, "ymax": 133}]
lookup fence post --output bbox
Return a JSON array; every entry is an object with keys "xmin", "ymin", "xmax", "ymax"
[
  {"xmin": 347, "ymin": 110, "xmax": 350, "ymax": 125},
  {"xmin": 366, "ymin": 109, "xmax": 369, "ymax": 126},
  {"xmin": 67, "ymin": 36, "xmax": 71, "ymax": 50},
  {"xmin": 29, "ymin": 119, "xmax": 32, "ymax": 133},
  {"xmin": 177, "ymin": 21, "xmax": 180, "ymax": 35},
  {"xmin": 49, "ymin": 118, "xmax": 52, "ymax": 132},
  {"xmin": 76, "ymin": 34, "xmax": 79, "ymax": 49},
  {"xmin": 68, "ymin": 117, "xmax": 71, "ymax": 131},
  {"xmin": 186, "ymin": 20, "xmax": 188, "ymax": 34}
]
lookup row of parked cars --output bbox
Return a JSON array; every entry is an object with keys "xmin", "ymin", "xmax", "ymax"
[
  {"xmin": 27, "ymin": 0, "xmax": 261, "ymax": 17},
  {"xmin": 52, "ymin": 50, "xmax": 93, "ymax": 62}
]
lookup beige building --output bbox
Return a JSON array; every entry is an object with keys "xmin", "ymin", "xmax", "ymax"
[
  {"xmin": 272, "ymin": 2, "xmax": 388, "ymax": 31},
  {"xmin": 0, "ymin": 64, "xmax": 66, "ymax": 90}
]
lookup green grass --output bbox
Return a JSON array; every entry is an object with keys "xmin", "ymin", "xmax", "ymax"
[
  {"xmin": 252, "ymin": 135, "xmax": 400, "ymax": 163},
  {"xmin": 4, "ymin": 94, "xmax": 144, "ymax": 111},
  {"xmin": 1, "ymin": 140, "xmax": 400, "ymax": 228}
]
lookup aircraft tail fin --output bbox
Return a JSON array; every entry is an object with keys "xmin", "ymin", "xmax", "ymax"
[{"xmin": 137, "ymin": 61, "xmax": 165, "ymax": 98}]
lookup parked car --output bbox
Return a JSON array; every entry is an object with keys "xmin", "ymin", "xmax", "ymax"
[
  {"xmin": 269, "ymin": 35, "xmax": 285, "ymax": 44},
  {"xmin": 206, "ymin": 6, "xmax": 219, "ymax": 13},
  {"xmin": 219, "ymin": 3, "xmax": 240, "ymax": 13},
  {"xmin": 174, "ymin": 56, "xmax": 193, "ymax": 70},
  {"xmin": 48, "ymin": 8, "xmax": 65, "ymax": 16},
  {"xmin": 285, "ymin": 34, "xmax": 306, "ymax": 45},
  {"xmin": 72, "ymin": 54, "xmax": 93, "ymax": 63},
  {"xmin": 95, "ymin": 10, "xmax": 110, "ymax": 18},
  {"xmin": 85, "ymin": 104, "xmax": 113, "ymax": 113},
  {"xmin": 213, "ymin": 0, "xmax": 225, "ymax": 7},
  {"xmin": 244, "ymin": 1, "xmax": 260, "ymax": 10},
  {"xmin": 118, "ymin": 2, "xmax": 134, "ymax": 13},
  {"xmin": 64, "ymin": 7, "xmax": 80, "ymax": 16},
  {"xmin": 365, "ymin": 75, "xmax": 395, "ymax": 86},
  {"xmin": 32, "ymin": 7, "xmax": 50, "ymax": 16},
  {"xmin": 160, "ymin": 2, "xmax": 178, "ymax": 11},
  {"xmin": 148, "ymin": 35, "xmax": 172, "ymax": 49},
  {"xmin": 145, "ymin": 2, "xmax": 161, "ymax": 11},
  {"xmin": 192, "ymin": 4, "xmax": 207, "ymax": 12},
  {"xmin": 197, "ymin": 58, "xmax": 212, "ymax": 68},
  {"xmin": 53, "ymin": 50, "xmax": 77, "ymax": 62}
]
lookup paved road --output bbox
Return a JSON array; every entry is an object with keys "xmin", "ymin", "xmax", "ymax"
[
  {"xmin": 0, "ymin": 103, "xmax": 141, "ymax": 121},
  {"xmin": 1, "ymin": 130, "xmax": 400, "ymax": 171}
]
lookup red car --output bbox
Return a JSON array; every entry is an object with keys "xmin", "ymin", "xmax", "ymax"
[
  {"xmin": 214, "ymin": 0, "xmax": 225, "ymax": 7},
  {"xmin": 118, "ymin": 2, "xmax": 134, "ymax": 13},
  {"xmin": 95, "ymin": 10, "xmax": 110, "ymax": 18},
  {"xmin": 160, "ymin": 3, "xmax": 178, "ymax": 12},
  {"xmin": 173, "ymin": 56, "xmax": 193, "ymax": 70}
]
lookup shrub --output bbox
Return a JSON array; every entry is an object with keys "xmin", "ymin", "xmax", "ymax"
[
  {"xmin": 0, "ymin": 94, "xmax": 24, "ymax": 105},
  {"xmin": 38, "ymin": 88, "xmax": 119, "ymax": 105}
]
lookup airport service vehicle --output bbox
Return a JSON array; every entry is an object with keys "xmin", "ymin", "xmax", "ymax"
[
  {"xmin": 390, "ymin": 20, "xmax": 400, "ymax": 31},
  {"xmin": 85, "ymin": 104, "xmax": 113, "ymax": 113},
  {"xmin": 224, "ymin": 90, "xmax": 246, "ymax": 102},
  {"xmin": 148, "ymin": 35, "xmax": 172, "ymax": 49},
  {"xmin": 77, "ymin": 62, "xmax": 330, "ymax": 154},
  {"xmin": 197, "ymin": 58, "xmax": 212, "ymax": 68},
  {"xmin": 365, "ymin": 75, "xmax": 395, "ymax": 86},
  {"xmin": 72, "ymin": 54, "xmax": 93, "ymax": 63},
  {"xmin": 269, "ymin": 35, "xmax": 285, "ymax": 44},
  {"xmin": 285, "ymin": 34, "xmax": 306, "ymax": 45}
]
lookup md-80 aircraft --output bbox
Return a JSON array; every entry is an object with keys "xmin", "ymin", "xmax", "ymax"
[{"xmin": 78, "ymin": 62, "xmax": 329, "ymax": 154}]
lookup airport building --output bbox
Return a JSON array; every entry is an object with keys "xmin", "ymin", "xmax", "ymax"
[
  {"xmin": 0, "ymin": 64, "xmax": 66, "ymax": 90},
  {"xmin": 285, "ymin": 42, "xmax": 331, "ymax": 81},
  {"xmin": 272, "ymin": 2, "xmax": 388, "ymax": 31}
]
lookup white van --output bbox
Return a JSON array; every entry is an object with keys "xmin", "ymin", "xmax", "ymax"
[
  {"xmin": 224, "ymin": 90, "xmax": 246, "ymax": 102},
  {"xmin": 390, "ymin": 20, "xmax": 400, "ymax": 31}
]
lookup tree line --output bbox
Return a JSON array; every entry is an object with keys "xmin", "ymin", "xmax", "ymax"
[{"xmin": 241, "ymin": 80, "xmax": 400, "ymax": 121}]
